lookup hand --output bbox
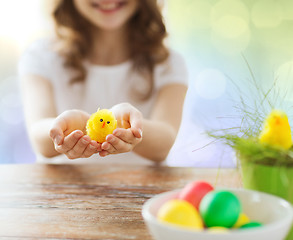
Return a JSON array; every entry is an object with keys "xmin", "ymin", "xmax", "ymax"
[
  {"xmin": 99, "ymin": 103, "xmax": 143, "ymax": 157},
  {"xmin": 49, "ymin": 109, "xmax": 101, "ymax": 159}
]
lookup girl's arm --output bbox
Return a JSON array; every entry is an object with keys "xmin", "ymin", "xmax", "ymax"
[
  {"xmin": 21, "ymin": 74, "xmax": 59, "ymax": 157},
  {"xmin": 134, "ymin": 83, "xmax": 187, "ymax": 162},
  {"xmin": 21, "ymin": 75, "xmax": 100, "ymax": 159}
]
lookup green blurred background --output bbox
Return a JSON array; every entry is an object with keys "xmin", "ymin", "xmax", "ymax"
[{"xmin": 0, "ymin": 0, "xmax": 293, "ymax": 166}]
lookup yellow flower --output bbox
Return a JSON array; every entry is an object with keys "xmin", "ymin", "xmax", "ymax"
[
  {"xmin": 259, "ymin": 109, "xmax": 292, "ymax": 150},
  {"xmin": 86, "ymin": 109, "xmax": 117, "ymax": 143}
]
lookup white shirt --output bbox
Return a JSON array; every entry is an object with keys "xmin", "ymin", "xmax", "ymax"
[{"xmin": 18, "ymin": 39, "xmax": 188, "ymax": 164}]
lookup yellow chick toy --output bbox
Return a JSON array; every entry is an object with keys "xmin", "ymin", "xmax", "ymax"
[
  {"xmin": 259, "ymin": 109, "xmax": 293, "ymax": 150},
  {"xmin": 86, "ymin": 109, "xmax": 117, "ymax": 143}
]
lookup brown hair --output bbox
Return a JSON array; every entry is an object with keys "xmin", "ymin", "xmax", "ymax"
[{"xmin": 53, "ymin": 0, "xmax": 169, "ymax": 100}]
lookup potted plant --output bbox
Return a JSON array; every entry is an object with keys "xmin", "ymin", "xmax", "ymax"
[{"xmin": 210, "ymin": 109, "xmax": 293, "ymax": 239}]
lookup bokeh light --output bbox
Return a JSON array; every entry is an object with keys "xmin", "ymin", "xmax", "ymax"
[
  {"xmin": 167, "ymin": 0, "xmax": 212, "ymax": 32},
  {"xmin": 211, "ymin": 15, "xmax": 250, "ymax": 55},
  {"xmin": 0, "ymin": 0, "xmax": 52, "ymax": 50},
  {"xmin": 211, "ymin": 0, "xmax": 250, "ymax": 24},
  {"xmin": 210, "ymin": 0, "xmax": 251, "ymax": 55},
  {"xmin": 186, "ymin": 0, "xmax": 212, "ymax": 30},
  {"xmin": 251, "ymin": 0, "xmax": 283, "ymax": 28}
]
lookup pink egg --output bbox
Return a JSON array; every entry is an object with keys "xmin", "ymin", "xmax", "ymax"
[{"xmin": 178, "ymin": 181, "xmax": 214, "ymax": 210}]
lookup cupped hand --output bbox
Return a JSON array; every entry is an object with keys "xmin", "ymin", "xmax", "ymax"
[
  {"xmin": 99, "ymin": 103, "xmax": 143, "ymax": 157},
  {"xmin": 50, "ymin": 109, "xmax": 101, "ymax": 159}
]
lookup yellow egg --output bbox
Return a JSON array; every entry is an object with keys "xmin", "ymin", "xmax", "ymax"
[
  {"xmin": 86, "ymin": 109, "xmax": 117, "ymax": 143},
  {"xmin": 157, "ymin": 199, "xmax": 204, "ymax": 230},
  {"xmin": 208, "ymin": 227, "xmax": 229, "ymax": 233},
  {"xmin": 233, "ymin": 213, "xmax": 250, "ymax": 228}
]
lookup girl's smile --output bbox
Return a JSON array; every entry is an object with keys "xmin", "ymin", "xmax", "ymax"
[
  {"xmin": 74, "ymin": 0, "xmax": 138, "ymax": 31},
  {"xmin": 91, "ymin": 0, "xmax": 128, "ymax": 14}
]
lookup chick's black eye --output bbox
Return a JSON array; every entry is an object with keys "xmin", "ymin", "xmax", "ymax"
[
  {"xmin": 107, "ymin": 121, "xmax": 110, "ymax": 124},
  {"xmin": 100, "ymin": 119, "xmax": 103, "ymax": 122}
]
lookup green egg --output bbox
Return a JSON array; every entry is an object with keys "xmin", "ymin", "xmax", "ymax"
[
  {"xmin": 199, "ymin": 190, "xmax": 241, "ymax": 228},
  {"xmin": 240, "ymin": 221, "xmax": 263, "ymax": 229}
]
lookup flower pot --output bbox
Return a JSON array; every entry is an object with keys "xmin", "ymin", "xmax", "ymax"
[{"xmin": 240, "ymin": 160, "xmax": 293, "ymax": 240}]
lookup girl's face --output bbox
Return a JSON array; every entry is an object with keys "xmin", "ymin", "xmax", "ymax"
[{"xmin": 73, "ymin": 0, "xmax": 139, "ymax": 31}]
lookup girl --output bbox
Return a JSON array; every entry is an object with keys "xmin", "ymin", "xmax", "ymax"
[{"xmin": 18, "ymin": 0, "xmax": 188, "ymax": 164}]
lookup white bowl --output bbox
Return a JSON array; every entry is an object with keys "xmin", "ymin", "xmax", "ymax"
[{"xmin": 142, "ymin": 188, "xmax": 293, "ymax": 240}]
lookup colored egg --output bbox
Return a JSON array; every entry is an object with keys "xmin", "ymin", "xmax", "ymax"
[
  {"xmin": 178, "ymin": 181, "xmax": 214, "ymax": 210},
  {"xmin": 199, "ymin": 190, "xmax": 241, "ymax": 228},
  {"xmin": 233, "ymin": 213, "xmax": 250, "ymax": 228},
  {"xmin": 157, "ymin": 199, "xmax": 204, "ymax": 229},
  {"xmin": 240, "ymin": 221, "xmax": 263, "ymax": 229},
  {"xmin": 208, "ymin": 227, "xmax": 229, "ymax": 233}
]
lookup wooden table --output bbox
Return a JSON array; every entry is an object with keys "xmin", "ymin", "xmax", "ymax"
[{"xmin": 0, "ymin": 163, "xmax": 242, "ymax": 239}]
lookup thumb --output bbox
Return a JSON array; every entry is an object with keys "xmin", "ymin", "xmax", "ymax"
[
  {"xmin": 50, "ymin": 118, "xmax": 66, "ymax": 145},
  {"xmin": 129, "ymin": 110, "xmax": 143, "ymax": 138},
  {"xmin": 131, "ymin": 128, "xmax": 143, "ymax": 138}
]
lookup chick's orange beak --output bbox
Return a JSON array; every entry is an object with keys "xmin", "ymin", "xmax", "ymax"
[
  {"xmin": 275, "ymin": 118, "xmax": 281, "ymax": 125},
  {"xmin": 102, "ymin": 121, "xmax": 106, "ymax": 128}
]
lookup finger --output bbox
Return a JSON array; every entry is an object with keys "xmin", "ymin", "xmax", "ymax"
[
  {"xmin": 50, "ymin": 117, "xmax": 67, "ymax": 145},
  {"xmin": 56, "ymin": 130, "xmax": 83, "ymax": 153},
  {"xmin": 92, "ymin": 140, "xmax": 102, "ymax": 152},
  {"xmin": 115, "ymin": 114, "xmax": 123, "ymax": 128},
  {"xmin": 101, "ymin": 141, "xmax": 117, "ymax": 154},
  {"xmin": 129, "ymin": 109, "xmax": 143, "ymax": 135},
  {"xmin": 112, "ymin": 128, "xmax": 141, "ymax": 144},
  {"xmin": 99, "ymin": 150, "xmax": 109, "ymax": 157},
  {"xmin": 131, "ymin": 128, "xmax": 142, "ymax": 138},
  {"xmin": 67, "ymin": 135, "xmax": 92, "ymax": 158},
  {"xmin": 82, "ymin": 140, "xmax": 100, "ymax": 158},
  {"xmin": 81, "ymin": 144, "xmax": 96, "ymax": 158},
  {"xmin": 105, "ymin": 133, "xmax": 133, "ymax": 152}
]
